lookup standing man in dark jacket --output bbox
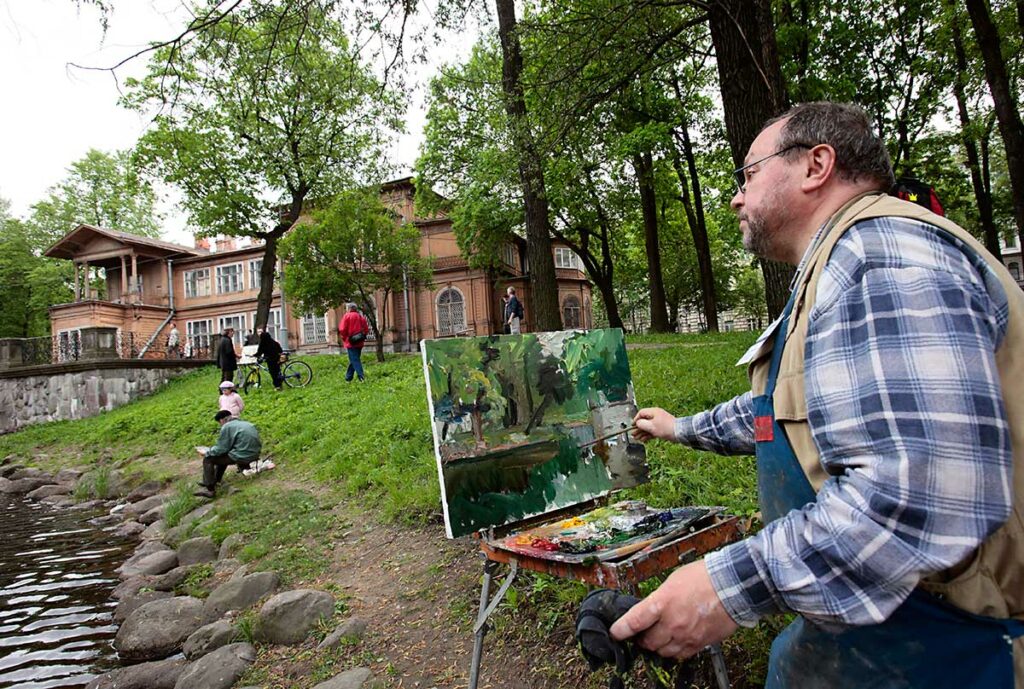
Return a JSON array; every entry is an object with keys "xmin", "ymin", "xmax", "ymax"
[
  {"xmin": 337, "ymin": 302, "xmax": 369, "ymax": 382},
  {"xmin": 216, "ymin": 328, "xmax": 238, "ymax": 383},
  {"xmin": 255, "ymin": 326, "xmax": 284, "ymax": 390},
  {"xmin": 504, "ymin": 286, "xmax": 523, "ymax": 334}
]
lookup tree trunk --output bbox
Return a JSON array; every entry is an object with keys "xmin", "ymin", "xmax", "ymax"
[
  {"xmin": 254, "ymin": 232, "xmax": 281, "ymax": 332},
  {"xmin": 965, "ymin": 0, "xmax": 1024, "ymax": 249},
  {"xmin": 708, "ymin": 0, "xmax": 794, "ymax": 319},
  {"xmin": 495, "ymin": 0, "xmax": 561, "ymax": 331},
  {"xmin": 633, "ymin": 151, "xmax": 671, "ymax": 332},
  {"xmin": 950, "ymin": 8, "xmax": 1001, "ymax": 258}
]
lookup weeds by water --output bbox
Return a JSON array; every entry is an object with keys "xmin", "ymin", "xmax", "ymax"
[
  {"xmin": 164, "ymin": 481, "xmax": 201, "ymax": 528},
  {"xmin": 73, "ymin": 464, "xmax": 113, "ymax": 500}
]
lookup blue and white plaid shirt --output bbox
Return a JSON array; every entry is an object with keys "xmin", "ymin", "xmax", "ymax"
[{"xmin": 674, "ymin": 216, "xmax": 1014, "ymax": 628}]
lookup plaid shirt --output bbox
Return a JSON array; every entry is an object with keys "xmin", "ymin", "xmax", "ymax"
[{"xmin": 674, "ymin": 216, "xmax": 1014, "ymax": 627}]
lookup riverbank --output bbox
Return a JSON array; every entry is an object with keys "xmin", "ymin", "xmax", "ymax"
[{"xmin": 0, "ymin": 332, "xmax": 780, "ymax": 688}]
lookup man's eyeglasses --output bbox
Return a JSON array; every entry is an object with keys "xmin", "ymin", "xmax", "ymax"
[{"xmin": 733, "ymin": 143, "xmax": 813, "ymax": 194}]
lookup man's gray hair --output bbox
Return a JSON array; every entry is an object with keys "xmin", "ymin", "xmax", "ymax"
[
  {"xmin": 346, "ymin": 302, "xmax": 358, "ymax": 310},
  {"xmin": 768, "ymin": 102, "xmax": 895, "ymax": 191}
]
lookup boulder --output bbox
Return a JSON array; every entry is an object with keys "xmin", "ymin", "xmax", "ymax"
[
  {"xmin": 317, "ymin": 617, "xmax": 369, "ymax": 651},
  {"xmin": 27, "ymin": 483, "xmax": 71, "ymax": 499},
  {"xmin": 213, "ymin": 558, "xmax": 241, "ymax": 577},
  {"xmin": 311, "ymin": 668, "xmax": 383, "ymax": 689},
  {"xmin": 142, "ymin": 519, "xmax": 167, "ymax": 540},
  {"xmin": 182, "ymin": 620, "xmax": 236, "ymax": 660},
  {"xmin": 70, "ymin": 499, "xmax": 104, "ymax": 511},
  {"xmin": 118, "ymin": 550, "xmax": 178, "ymax": 579},
  {"xmin": 113, "ymin": 596, "xmax": 205, "ymax": 662},
  {"xmin": 132, "ymin": 540, "xmax": 172, "ymax": 558},
  {"xmin": 84, "ymin": 657, "xmax": 187, "ymax": 689},
  {"xmin": 256, "ymin": 589, "xmax": 334, "ymax": 645},
  {"xmin": 139, "ymin": 504, "xmax": 166, "ymax": 525},
  {"xmin": 202, "ymin": 571, "xmax": 279, "ymax": 622},
  {"xmin": 0, "ymin": 464, "xmax": 23, "ymax": 478},
  {"xmin": 1, "ymin": 477, "xmax": 52, "ymax": 494},
  {"xmin": 55, "ymin": 468, "xmax": 85, "ymax": 484},
  {"xmin": 126, "ymin": 480, "xmax": 164, "ymax": 502},
  {"xmin": 151, "ymin": 565, "xmax": 193, "ymax": 592},
  {"xmin": 178, "ymin": 537, "xmax": 218, "ymax": 566},
  {"xmin": 41, "ymin": 495, "xmax": 75, "ymax": 507},
  {"xmin": 114, "ymin": 521, "xmax": 147, "ymax": 538},
  {"xmin": 9, "ymin": 467, "xmax": 46, "ymax": 480},
  {"xmin": 125, "ymin": 495, "xmax": 166, "ymax": 518},
  {"xmin": 173, "ymin": 642, "xmax": 255, "ymax": 689},
  {"xmin": 111, "ymin": 575, "xmax": 157, "ymax": 601},
  {"xmin": 218, "ymin": 533, "xmax": 243, "ymax": 560},
  {"xmin": 114, "ymin": 590, "xmax": 174, "ymax": 623},
  {"xmin": 229, "ymin": 564, "xmax": 250, "ymax": 581}
]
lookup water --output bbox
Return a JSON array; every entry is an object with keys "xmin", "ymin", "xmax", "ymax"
[{"xmin": 0, "ymin": 495, "xmax": 136, "ymax": 689}]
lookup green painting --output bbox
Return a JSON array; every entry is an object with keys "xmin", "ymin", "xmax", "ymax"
[{"xmin": 421, "ymin": 328, "xmax": 648, "ymax": 538}]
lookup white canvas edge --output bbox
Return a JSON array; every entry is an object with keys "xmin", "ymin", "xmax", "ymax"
[{"xmin": 421, "ymin": 339, "xmax": 455, "ymax": 539}]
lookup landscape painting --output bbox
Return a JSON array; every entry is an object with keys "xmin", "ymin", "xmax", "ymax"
[{"xmin": 422, "ymin": 328, "xmax": 647, "ymax": 538}]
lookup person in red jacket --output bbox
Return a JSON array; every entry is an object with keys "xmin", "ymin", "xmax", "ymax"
[{"xmin": 337, "ymin": 302, "xmax": 370, "ymax": 381}]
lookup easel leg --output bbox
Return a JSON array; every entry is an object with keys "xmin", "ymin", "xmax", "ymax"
[
  {"xmin": 468, "ymin": 558, "xmax": 498, "ymax": 689},
  {"xmin": 708, "ymin": 643, "xmax": 730, "ymax": 689}
]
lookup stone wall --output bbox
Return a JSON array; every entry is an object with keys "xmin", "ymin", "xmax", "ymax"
[{"xmin": 0, "ymin": 360, "xmax": 210, "ymax": 435}]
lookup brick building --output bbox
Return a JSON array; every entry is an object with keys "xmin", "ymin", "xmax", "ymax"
[{"xmin": 44, "ymin": 178, "xmax": 592, "ymax": 357}]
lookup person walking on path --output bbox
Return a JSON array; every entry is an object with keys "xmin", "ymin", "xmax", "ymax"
[
  {"xmin": 166, "ymin": 322, "xmax": 180, "ymax": 359},
  {"xmin": 337, "ymin": 302, "xmax": 369, "ymax": 382},
  {"xmin": 255, "ymin": 326, "xmax": 284, "ymax": 390},
  {"xmin": 216, "ymin": 328, "xmax": 238, "ymax": 383},
  {"xmin": 218, "ymin": 380, "xmax": 244, "ymax": 418},
  {"xmin": 610, "ymin": 102, "xmax": 1024, "ymax": 687},
  {"xmin": 504, "ymin": 286, "xmax": 523, "ymax": 335},
  {"xmin": 195, "ymin": 410, "xmax": 262, "ymax": 497}
]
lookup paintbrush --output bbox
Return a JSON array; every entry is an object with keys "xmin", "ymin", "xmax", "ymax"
[{"xmin": 579, "ymin": 424, "xmax": 638, "ymax": 449}]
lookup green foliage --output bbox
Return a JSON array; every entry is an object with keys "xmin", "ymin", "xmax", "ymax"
[
  {"xmin": 164, "ymin": 481, "xmax": 202, "ymax": 528},
  {"xmin": 176, "ymin": 563, "xmax": 215, "ymax": 599},
  {"xmin": 74, "ymin": 464, "xmax": 114, "ymax": 500}
]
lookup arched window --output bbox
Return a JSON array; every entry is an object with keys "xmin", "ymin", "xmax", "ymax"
[
  {"xmin": 1010, "ymin": 262, "xmax": 1021, "ymax": 281},
  {"xmin": 436, "ymin": 287, "xmax": 467, "ymax": 336},
  {"xmin": 562, "ymin": 295, "xmax": 582, "ymax": 329}
]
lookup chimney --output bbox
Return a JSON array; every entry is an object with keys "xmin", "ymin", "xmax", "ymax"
[
  {"xmin": 194, "ymin": 236, "xmax": 211, "ymax": 252},
  {"xmin": 216, "ymin": 237, "xmax": 236, "ymax": 253}
]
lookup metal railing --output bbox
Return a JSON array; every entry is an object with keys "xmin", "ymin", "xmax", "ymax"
[{"xmin": 2, "ymin": 333, "xmax": 214, "ymax": 368}]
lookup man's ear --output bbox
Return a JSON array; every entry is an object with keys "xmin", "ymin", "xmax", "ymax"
[{"xmin": 801, "ymin": 144, "xmax": 837, "ymax": 192}]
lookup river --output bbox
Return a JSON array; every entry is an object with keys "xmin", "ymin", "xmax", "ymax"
[{"xmin": 0, "ymin": 494, "xmax": 136, "ymax": 689}]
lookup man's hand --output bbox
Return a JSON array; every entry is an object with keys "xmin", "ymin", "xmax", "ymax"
[
  {"xmin": 632, "ymin": 408, "xmax": 677, "ymax": 442},
  {"xmin": 609, "ymin": 561, "xmax": 738, "ymax": 659}
]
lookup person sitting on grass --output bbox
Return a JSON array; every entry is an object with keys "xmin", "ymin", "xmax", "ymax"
[
  {"xmin": 218, "ymin": 380, "xmax": 245, "ymax": 418},
  {"xmin": 195, "ymin": 410, "xmax": 262, "ymax": 498}
]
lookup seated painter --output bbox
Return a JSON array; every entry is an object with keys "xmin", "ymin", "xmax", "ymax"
[{"xmin": 195, "ymin": 410, "xmax": 262, "ymax": 498}]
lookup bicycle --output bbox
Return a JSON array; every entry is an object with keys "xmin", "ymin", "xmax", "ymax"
[{"xmin": 240, "ymin": 353, "xmax": 313, "ymax": 393}]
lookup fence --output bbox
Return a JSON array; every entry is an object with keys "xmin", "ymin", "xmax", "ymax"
[{"xmin": 1, "ymin": 330, "xmax": 215, "ymax": 370}]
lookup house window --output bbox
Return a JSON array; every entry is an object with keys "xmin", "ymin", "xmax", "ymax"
[
  {"xmin": 563, "ymin": 295, "xmax": 582, "ymax": 329},
  {"xmin": 1007, "ymin": 235, "xmax": 1019, "ymax": 249},
  {"xmin": 250, "ymin": 308, "xmax": 282, "ymax": 337},
  {"xmin": 184, "ymin": 268, "xmax": 211, "ymax": 298},
  {"xmin": 436, "ymin": 287, "xmax": 466, "ymax": 336},
  {"xmin": 186, "ymin": 319, "xmax": 213, "ymax": 354},
  {"xmin": 302, "ymin": 313, "xmax": 327, "ymax": 344},
  {"xmin": 555, "ymin": 247, "xmax": 580, "ymax": 270},
  {"xmin": 216, "ymin": 263, "xmax": 244, "ymax": 294},
  {"xmin": 502, "ymin": 243, "xmax": 517, "ymax": 269},
  {"xmin": 1010, "ymin": 262, "xmax": 1021, "ymax": 281},
  {"xmin": 218, "ymin": 314, "xmax": 247, "ymax": 346},
  {"xmin": 249, "ymin": 259, "xmax": 263, "ymax": 291}
]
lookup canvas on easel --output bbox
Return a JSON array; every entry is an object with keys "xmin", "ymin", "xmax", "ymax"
[{"xmin": 421, "ymin": 328, "xmax": 648, "ymax": 538}]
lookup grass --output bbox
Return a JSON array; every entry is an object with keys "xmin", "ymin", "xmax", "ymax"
[{"xmin": 164, "ymin": 481, "xmax": 202, "ymax": 528}]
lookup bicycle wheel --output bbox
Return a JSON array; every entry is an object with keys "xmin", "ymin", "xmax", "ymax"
[
  {"xmin": 282, "ymin": 360, "xmax": 313, "ymax": 388},
  {"xmin": 242, "ymin": 367, "xmax": 261, "ymax": 394}
]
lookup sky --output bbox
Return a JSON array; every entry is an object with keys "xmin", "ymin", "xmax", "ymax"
[{"xmin": 0, "ymin": 0, "xmax": 470, "ymax": 245}]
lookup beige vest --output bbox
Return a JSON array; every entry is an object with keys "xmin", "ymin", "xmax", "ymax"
[{"xmin": 748, "ymin": 193, "xmax": 1024, "ymax": 679}]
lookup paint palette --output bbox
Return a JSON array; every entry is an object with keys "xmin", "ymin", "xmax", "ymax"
[
  {"xmin": 422, "ymin": 329, "xmax": 649, "ymax": 538},
  {"xmin": 492, "ymin": 502, "xmax": 720, "ymax": 564}
]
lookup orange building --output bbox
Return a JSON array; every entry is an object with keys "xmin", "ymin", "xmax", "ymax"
[{"xmin": 44, "ymin": 178, "xmax": 592, "ymax": 357}]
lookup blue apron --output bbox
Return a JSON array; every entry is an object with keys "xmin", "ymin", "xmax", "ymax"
[{"xmin": 756, "ymin": 292, "xmax": 1024, "ymax": 688}]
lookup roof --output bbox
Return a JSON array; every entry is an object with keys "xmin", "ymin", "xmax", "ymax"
[{"xmin": 44, "ymin": 224, "xmax": 205, "ymax": 261}]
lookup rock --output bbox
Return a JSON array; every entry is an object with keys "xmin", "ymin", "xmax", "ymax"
[
  {"xmin": 213, "ymin": 558, "xmax": 241, "ymax": 577},
  {"xmin": 256, "ymin": 589, "xmax": 335, "ymax": 645},
  {"xmin": 41, "ymin": 495, "xmax": 75, "ymax": 507},
  {"xmin": 311, "ymin": 668, "xmax": 384, "ymax": 689},
  {"xmin": 139, "ymin": 504, "xmax": 166, "ymax": 525},
  {"xmin": 118, "ymin": 550, "xmax": 178, "ymax": 579},
  {"xmin": 218, "ymin": 534, "xmax": 243, "ymax": 560},
  {"xmin": 125, "ymin": 494, "xmax": 166, "ymax": 518},
  {"xmin": 150, "ymin": 565, "xmax": 193, "ymax": 592},
  {"xmin": 229, "ymin": 564, "xmax": 250, "ymax": 581},
  {"xmin": 178, "ymin": 537, "xmax": 218, "ymax": 566},
  {"xmin": 142, "ymin": 519, "xmax": 167, "ymax": 540},
  {"xmin": 84, "ymin": 657, "xmax": 187, "ymax": 689},
  {"xmin": 26, "ymin": 483, "xmax": 71, "ymax": 499},
  {"xmin": 113, "ymin": 596, "xmax": 205, "ymax": 662},
  {"xmin": 181, "ymin": 502, "xmax": 216, "ymax": 526},
  {"xmin": 111, "ymin": 575, "xmax": 156, "ymax": 601},
  {"xmin": 9, "ymin": 467, "xmax": 45, "ymax": 480},
  {"xmin": 126, "ymin": 480, "xmax": 164, "ymax": 502},
  {"xmin": 70, "ymin": 499, "xmax": 103, "ymax": 511},
  {"xmin": 182, "ymin": 620, "xmax": 236, "ymax": 660},
  {"xmin": 317, "ymin": 617, "xmax": 369, "ymax": 651},
  {"xmin": 56, "ymin": 468, "xmax": 85, "ymax": 484},
  {"xmin": 173, "ymin": 642, "xmax": 255, "ymax": 689},
  {"xmin": 114, "ymin": 521, "xmax": 147, "ymax": 538},
  {"xmin": 1, "ymin": 477, "xmax": 52, "ymax": 494},
  {"xmin": 0, "ymin": 464, "xmax": 23, "ymax": 478},
  {"xmin": 133, "ymin": 540, "xmax": 172, "ymax": 558},
  {"xmin": 202, "ymin": 571, "xmax": 279, "ymax": 622},
  {"xmin": 114, "ymin": 590, "xmax": 174, "ymax": 623}
]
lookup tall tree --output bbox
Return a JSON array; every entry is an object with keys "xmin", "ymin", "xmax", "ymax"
[
  {"xmin": 494, "ymin": 0, "xmax": 561, "ymax": 331},
  {"xmin": 964, "ymin": 0, "xmax": 1024, "ymax": 249},
  {"xmin": 28, "ymin": 149, "xmax": 161, "ymax": 245},
  {"xmin": 126, "ymin": 1, "xmax": 402, "ymax": 332}
]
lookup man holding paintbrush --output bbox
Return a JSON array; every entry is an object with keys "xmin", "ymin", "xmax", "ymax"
[{"xmin": 610, "ymin": 103, "xmax": 1024, "ymax": 687}]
